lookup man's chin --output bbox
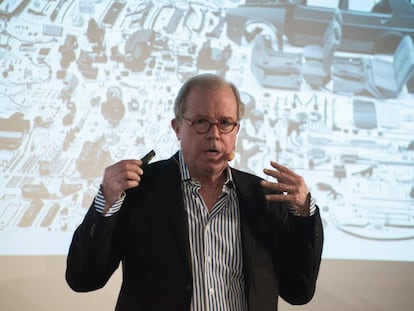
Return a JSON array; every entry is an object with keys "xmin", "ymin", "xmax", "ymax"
[{"xmin": 200, "ymin": 161, "xmax": 227, "ymax": 174}]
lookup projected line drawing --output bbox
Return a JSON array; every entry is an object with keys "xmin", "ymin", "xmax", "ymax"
[{"xmin": 0, "ymin": 0, "xmax": 413, "ymax": 260}]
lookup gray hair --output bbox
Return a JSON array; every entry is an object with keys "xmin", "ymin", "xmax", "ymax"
[{"xmin": 173, "ymin": 74, "xmax": 245, "ymax": 120}]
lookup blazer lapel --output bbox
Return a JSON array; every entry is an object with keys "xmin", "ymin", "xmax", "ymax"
[
  {"xmin": 231, "ymin": 169, "xmax": 261, "ymax": 297},
  {"xmin": 158, "ymin": 154, "xmax": 192, "ymax": 276}
]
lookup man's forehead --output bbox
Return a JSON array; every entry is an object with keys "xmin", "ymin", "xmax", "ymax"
[{"xmin": 187, "ymin": 84, "xmax": 236, "ymax": 102}]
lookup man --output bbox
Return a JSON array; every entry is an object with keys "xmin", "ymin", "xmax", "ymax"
[{"xmin": 66, "ymin": 74, "xmax": 323, "ymax": 310}]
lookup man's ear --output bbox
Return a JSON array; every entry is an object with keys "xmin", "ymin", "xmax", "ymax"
[
  {"xmin": 235, "ymin": 122, "xmax": 241, "ymax": 134},
  {"xmin": 171, "ymin": 118, "xmax": 180, "ymax": 140}
]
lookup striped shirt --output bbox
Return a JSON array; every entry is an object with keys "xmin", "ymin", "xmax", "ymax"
[
  {"xmin": 178, "ymin": 152, "xmax": 248, "ymax": 311},
  {"xmin": 94, "ymin": 185, "xmax": 124, "ymax": 216}
]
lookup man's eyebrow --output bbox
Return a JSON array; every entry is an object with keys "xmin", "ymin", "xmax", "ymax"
[{"xmin": 189, "ymin": 115, "xmax": 237, "ymax": 120}]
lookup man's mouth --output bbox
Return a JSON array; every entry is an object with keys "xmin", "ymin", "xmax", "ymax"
[
  {"xmin": 207, "ymin": 148, "xmax": 219, "ymax": 153},
  {"xmin": 206, "ymin": 149, "xmax": 220, "ymax": 156}
]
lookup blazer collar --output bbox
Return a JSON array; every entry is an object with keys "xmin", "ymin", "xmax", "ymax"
[{"xmin": 159, "ymin": 152, "xmax": 192, "ymax": 276}]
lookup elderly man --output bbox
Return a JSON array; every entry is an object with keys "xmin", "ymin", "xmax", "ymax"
[{"xmin": 66, "ymin": 73, "xmax": 323, "ymax": 310}]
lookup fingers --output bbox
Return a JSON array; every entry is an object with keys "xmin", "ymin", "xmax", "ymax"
[
  {"xmin": 261, "ymin": 160, "xmax": 310, "ymax": 210},
  {"xmin": 107, "ymin": 159, "xmax": 144, "ymax": 185},
  {"xmin": 101, "ymin": 159, "xmax": 146, "ymax": 205},
  {"xmin": 263, "ymin": 161, "xmax": 305, "ymax": 188},
  {"xmin": 261, "ymin": 179, "xmax": 292, "ymax": 194},
  {"xmin": 260, "ymin": 187, "xmax": 295, "ymax": 204},
  {"xmin": 264, "ymin": 161, "xmax": 300, "ymax": 183}
]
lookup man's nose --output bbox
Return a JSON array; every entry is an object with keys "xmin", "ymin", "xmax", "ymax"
[{"xmin": 206, "ymin": 122, "xmax": 221, "ymax": 138}]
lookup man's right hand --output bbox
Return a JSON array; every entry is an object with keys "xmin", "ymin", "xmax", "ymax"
[{"xmin": 101, "ymin": 159, "xmax": 144, "ymax": 213}]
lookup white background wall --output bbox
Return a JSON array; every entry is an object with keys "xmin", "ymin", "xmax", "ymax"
[{"xmin": 1, "ymin": 256, "xmax": 414, "ymax": 311}]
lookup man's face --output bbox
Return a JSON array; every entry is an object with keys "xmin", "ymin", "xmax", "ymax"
[{"xmin": 171, "ymin": 84, "xmax": 240, "ymax": 181}]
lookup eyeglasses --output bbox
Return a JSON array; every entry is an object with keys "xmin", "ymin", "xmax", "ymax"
[{"xmin": 181, "ymin": 116, "xmax": 239, "ymax": 134}]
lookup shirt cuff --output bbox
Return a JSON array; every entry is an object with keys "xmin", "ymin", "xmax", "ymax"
[
  {"xmin": 94, "ymin": 185, "xmax": 125, "ymax": 217},
  {"xmin": 288, "ymin": 193, "xmax": 316, "ymax": 217}
]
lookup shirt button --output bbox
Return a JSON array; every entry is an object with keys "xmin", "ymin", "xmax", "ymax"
[
  {"xmin": 207, "ymin": 256, "xmax": 212, "ymax": 263},
  {"xmin": 209, "ymin": 288, "xmax": 214, "ymax": 295}
]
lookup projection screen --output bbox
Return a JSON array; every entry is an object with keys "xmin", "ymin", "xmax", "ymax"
[{"xmin": 0, "ymin": 0, "xmax": 414, "ymax": 266}]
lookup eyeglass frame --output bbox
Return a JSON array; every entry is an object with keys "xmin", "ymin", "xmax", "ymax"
[{"xmin": 180, "ymin": 116, "xmax": 239, "ymax": 134}]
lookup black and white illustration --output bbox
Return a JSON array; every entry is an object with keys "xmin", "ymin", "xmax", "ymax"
[{"xmin": 0, "ymin": 0, "xmax": 413, "ymax": 260}]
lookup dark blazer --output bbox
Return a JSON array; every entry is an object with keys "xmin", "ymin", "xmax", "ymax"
[{"xmin": 66, "ymin": 152, "xmax": 323, "ymax": 311}]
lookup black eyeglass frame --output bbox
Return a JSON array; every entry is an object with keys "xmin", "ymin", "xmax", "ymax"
[{"xmin": 180, "ymin": 116, "xmax": 239, "ymax": 134}]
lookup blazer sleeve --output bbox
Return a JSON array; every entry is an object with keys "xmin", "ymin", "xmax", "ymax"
[
  {"xmin": 65, "ymin": 204, "xmax": 125, "ymax": 292},
  {"xmin": 233, "ymin": 167, "xmax": 323, "ymax": 309},
  {"xmin": 277, "ymin": 206, "xmax": 324, "ymax": 305},
  {"xmin": 65, "ymin": 155, "xmax": 183, "ymax": 294}
]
